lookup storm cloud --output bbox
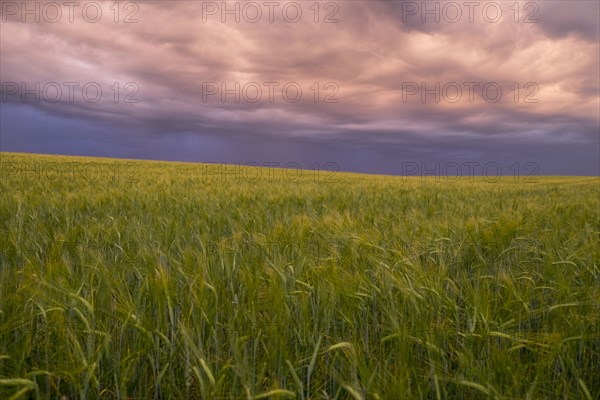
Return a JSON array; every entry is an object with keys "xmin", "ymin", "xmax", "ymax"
[{"xmin": 1, "ymin": 0, "xmax": 598, "ymax": 175}]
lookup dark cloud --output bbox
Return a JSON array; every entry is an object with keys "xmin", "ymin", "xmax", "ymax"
[
  {"xmin": 0, "ymin": 0, "xmax": 598, "ymax": 175},
  {"xmin": 536, "ymin": 2, "xmax": 600, "ymax": 42}
]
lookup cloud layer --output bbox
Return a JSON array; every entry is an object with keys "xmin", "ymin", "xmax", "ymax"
[{"xmin": 1, "ymin": 1, "xmax": 599, "ymax": 175}]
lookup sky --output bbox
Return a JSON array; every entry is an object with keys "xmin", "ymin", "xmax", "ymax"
[{"xmin": 1, "ymin": 0, "xmax": 599, "ymax": 176}]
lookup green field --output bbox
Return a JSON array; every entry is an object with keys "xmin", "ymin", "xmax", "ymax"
[{"xmin": 1, "ymin": 152, "xmax": 598, "ymax": 399}]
